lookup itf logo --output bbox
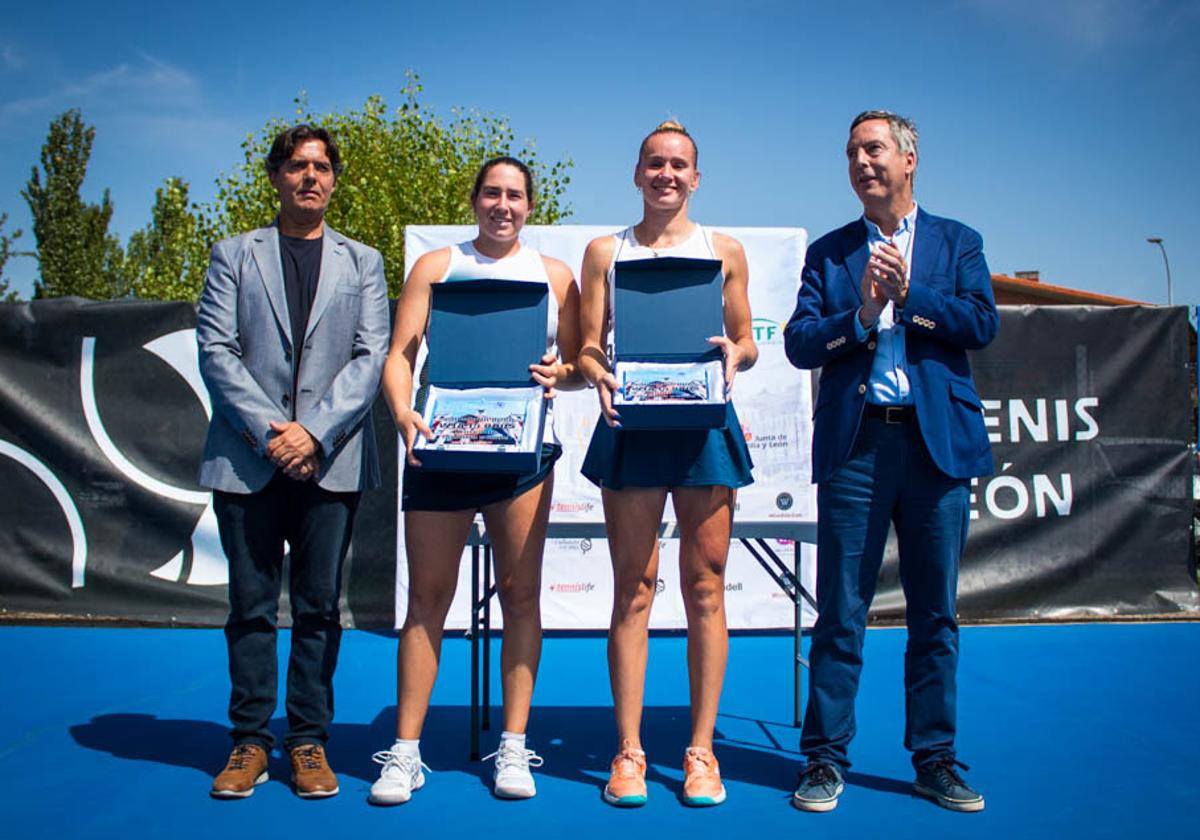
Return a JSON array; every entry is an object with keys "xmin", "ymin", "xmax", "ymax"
[{"xmin": 752, "ymin": 317, "xmax": 783, "ymax": 345}]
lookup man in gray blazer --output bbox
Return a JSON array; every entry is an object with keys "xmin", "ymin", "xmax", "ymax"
[{"xmin": 197, "ymin": 124, "xmax": 389, "ymax": 800}]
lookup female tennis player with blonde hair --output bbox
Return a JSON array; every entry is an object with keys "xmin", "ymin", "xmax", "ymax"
[{"xmin": 577, "ymin": 121, "xmax": 757, "ymax": 807}]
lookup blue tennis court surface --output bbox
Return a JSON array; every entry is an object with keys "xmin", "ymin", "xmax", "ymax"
[{"xmin": 2, "ymin": 623, "xmax": 1196, "ymax": 838}]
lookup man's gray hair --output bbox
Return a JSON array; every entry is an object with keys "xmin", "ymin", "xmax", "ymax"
[{"xmin": 850, "ymin": 110, "xmax": 919, "ymax": 160}]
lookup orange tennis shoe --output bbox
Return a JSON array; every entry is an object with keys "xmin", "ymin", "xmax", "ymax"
[
  {"xmin": 603, "ymin": 741, "xmax": 647, "ymax": 807},
  {"xmin": 682, "ymin": 746, "xmax": 726, "ymax": 806}
]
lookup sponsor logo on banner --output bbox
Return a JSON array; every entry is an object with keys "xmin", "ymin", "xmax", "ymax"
[
  {"xmin": 776, "ymin": 492, "xmax": 793, "ymax": 511},
  {"xmin": 549, "ymin": 581, "xmax": 597, "ymax": 593},
  {"xmin": 725, "ymin": 582, "xmax": 743, "ymax": 592},
  {"xmin": 580, "ymin": 538, "xmax": 592, "ymax": 554},
  {"xmin": 552, "ymin": 501, "xmax": 596, "ymax": 514},
  {"xmin": 752, "ymin": 317, "xmax": 783, "ymax": 345},
  {"xmin": 746, "ymin": 431, "xmax": 791, "ymax": 453},
  {"xmin": 654, "ymin": 578, "xmax": 666, "ymax": 595}
]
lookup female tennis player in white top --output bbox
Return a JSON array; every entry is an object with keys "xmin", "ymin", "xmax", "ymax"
[{"xmin": 371, "ymin": 157, "xmax": 581, "ymax": 805}]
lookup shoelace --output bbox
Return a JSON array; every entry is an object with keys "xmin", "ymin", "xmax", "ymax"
[
  {"xmin": 612, "ymin": 750, "xmax": 645, "ymax": 779},
  {"xmin": 928, "ymin": 758, "xmax": 971, "ymax": 788},
  {"xmin": 294, "ymin": 746, "xmax": 324, "ymax": 770},
  {"xmin": 371, "ymin": 750, "xmax": 430, "ymax": 780},
  {"xmin": 227, "ymin": 745, "xmax": 258, "ymax": 770},
  {"xmin": 801, "ymin": 763, "xmax": 839, "ymax": 787},
  {"xmin": 482, "ymin": 743, "xmax": 544, "ymax": 772}
]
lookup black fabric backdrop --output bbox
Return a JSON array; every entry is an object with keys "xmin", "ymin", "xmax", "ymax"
[
  {"xmin": 0, "ymin": 299, "xmax": 1195, "ymax": 626},
  {"xmin": 874, "ymin": 305, "xmax": 1198, "ymax": 621}
]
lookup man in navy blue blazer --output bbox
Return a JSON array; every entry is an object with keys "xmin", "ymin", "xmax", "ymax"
[{"xmin": 784, "ymin": 111, "xmax": 998, "ymax": 813}]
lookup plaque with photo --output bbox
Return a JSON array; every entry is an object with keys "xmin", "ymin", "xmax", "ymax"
[
  {"xmin": 416, "ymin": 386, "xmax": 544, "ymax": 454},
  {"xmin": 613, "ymin": 360, "xmax": 725, "ymax": 406}
]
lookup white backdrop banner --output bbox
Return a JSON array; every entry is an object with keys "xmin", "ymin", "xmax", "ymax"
[{"xmin": 397, "ymin": 225, "xmax": 816, "ymax": 630}]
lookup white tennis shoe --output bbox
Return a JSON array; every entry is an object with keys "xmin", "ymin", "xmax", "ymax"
[
  {"xmin": 486, "ymin": 740, "xmax": 544, "ymax": 799},
  {"xmin": 368, "ymin": 748, "xmax": 428, "ymax": 805}
]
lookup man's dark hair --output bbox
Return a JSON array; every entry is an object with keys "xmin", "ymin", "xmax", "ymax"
[{"xmin": 264, "ymin": 124, "xmax": 345, "ymax": 179}]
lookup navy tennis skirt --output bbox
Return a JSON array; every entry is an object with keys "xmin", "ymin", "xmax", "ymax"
[
  {"xmin": 402, "ymin": 444, "xmax": 562, "ymax": 512},
  {"xmin": 580, "ymin": 402, "xmax": 754, "ymax": 490}
]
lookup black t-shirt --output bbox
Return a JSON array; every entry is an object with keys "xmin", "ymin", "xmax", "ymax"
[{"xmin": 279, "ymin": 232, "xmax": 323, "ymax": 406}]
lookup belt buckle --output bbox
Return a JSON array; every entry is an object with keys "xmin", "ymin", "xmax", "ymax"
[{"xmin": 884, "ymin": 406, "xmax": 904, "ymax": 424}]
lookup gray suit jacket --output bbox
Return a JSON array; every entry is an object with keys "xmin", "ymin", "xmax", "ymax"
[{"xmin": 196, "ymin": 224, "xmax": 390, "ymax": 494}]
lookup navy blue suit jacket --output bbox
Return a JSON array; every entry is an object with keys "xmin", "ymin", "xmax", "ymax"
[{"xmin": 784, "ymin": 208, "xmax": 999, "ymax": 484}]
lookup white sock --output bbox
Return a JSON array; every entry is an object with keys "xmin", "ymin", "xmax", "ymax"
[
  {"xmin": 500, "ymin": 731, "xmax": 526, "ymax": 749},
  {"xmin": 392, "ymin": 738, "xmax": 420, "ymax": 758}
]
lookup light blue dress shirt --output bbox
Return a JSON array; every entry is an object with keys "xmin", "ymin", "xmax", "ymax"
[{"xmin": 853, "ymin": 203, "xmax": 918, "ymax": 405}]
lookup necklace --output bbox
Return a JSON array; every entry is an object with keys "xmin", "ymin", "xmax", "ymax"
[{"xmin": 635, "ymin": 222, "xmax": 695, "ymax": 258}]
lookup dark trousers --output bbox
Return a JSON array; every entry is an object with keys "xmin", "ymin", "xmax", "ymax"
[
  {"xmin": 214, "ymin": 473, "xmax": 360, "ymax": 751},
  {"xmin": 801, "ymin": 416, "xmax": 969, "ymax": 771}
]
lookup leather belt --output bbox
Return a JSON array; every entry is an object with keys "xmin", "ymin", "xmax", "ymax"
[{"xmin": 865, "ymin": 403, "xmax": 915, "ymax": 424}]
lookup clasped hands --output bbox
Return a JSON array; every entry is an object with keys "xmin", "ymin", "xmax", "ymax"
[
  {"xmin": 859, "ymin": 241, "xmax": 909, "ymax": 328},
  {"xmin": 267, "ymin": 420, "xmax": 320, "ymax": 481}
]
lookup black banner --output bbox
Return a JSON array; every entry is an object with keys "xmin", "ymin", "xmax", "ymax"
[
  {"xmin": 0, "ymin": 298, "xmax": 398, "ymax": 626},
  {"xmin": 871, "ymin": 305, "xmax": 1199, "ymax": 621},
  {"xmin": 0, "ymin": 300, "xmax": 1195, "ymax": 625}
]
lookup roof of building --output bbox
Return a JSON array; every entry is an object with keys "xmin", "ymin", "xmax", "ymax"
[{"xmin": 991, "ymin": 274, "xmax": 1145, "ymax": 306}]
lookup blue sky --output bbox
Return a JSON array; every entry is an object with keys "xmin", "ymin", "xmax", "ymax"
[{"xmin": 1, "ymin": 0, "xmax": 1197, "ymax": 304}]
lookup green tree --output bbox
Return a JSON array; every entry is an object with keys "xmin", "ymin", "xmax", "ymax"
[
  {"xmin": 201, "ymin": 77, "xmax": 572, "ymax": 297},
  {"xmin": 125, "ymin": 177, "xmax": 210, "ymax": 301},
  {"xmin": 22, "ymin": 109, "xmax": 126, "ymax": 299},
  {"xmin": 0, "ymin": 213, "xmax": 24, "ymax": 302}
]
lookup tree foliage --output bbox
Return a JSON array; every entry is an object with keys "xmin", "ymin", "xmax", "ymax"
[
  {"xmin": 20, "ymin": 80, "xmax": 573, "ymax": 302},
  {"xmin": 198, "ymin": 77, "xmax": 572, "ymax": 298},
  {"xmin": 0, "ymin": 213, "xmax": 23, "ymax": 302},
  {"xmin": 22, "ymin": 109, "xmax": 126, "ymax": 299},
  {"xmin": 125, "ymin": 178, "xmax": 210, "ymax": 302}
]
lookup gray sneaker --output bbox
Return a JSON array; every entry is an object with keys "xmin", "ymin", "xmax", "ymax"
[
  {"xmin": 792, "ymin": 762, "xmax": 844, "ymax": 812},
  {"xmin": 914, "ymin": 758, "xmax": 985, "ymax": 812}
]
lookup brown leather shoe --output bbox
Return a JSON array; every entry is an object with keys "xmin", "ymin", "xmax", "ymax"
[
  {"xmin": 290, "ymin": 744, "xmax": 339, "ymax": 798},
  {"xmin": 211, "ymin": 744, "xmax": 269, "ymax": 799}
]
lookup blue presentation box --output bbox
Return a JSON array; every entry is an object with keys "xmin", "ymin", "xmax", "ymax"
[
  {"xmin": 612, "ymin": 257, "xmax": 727, "ymax": 429},
  {"xmin": 412, "ymin": 278, "xmax": 549, "ymax": 473}
]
